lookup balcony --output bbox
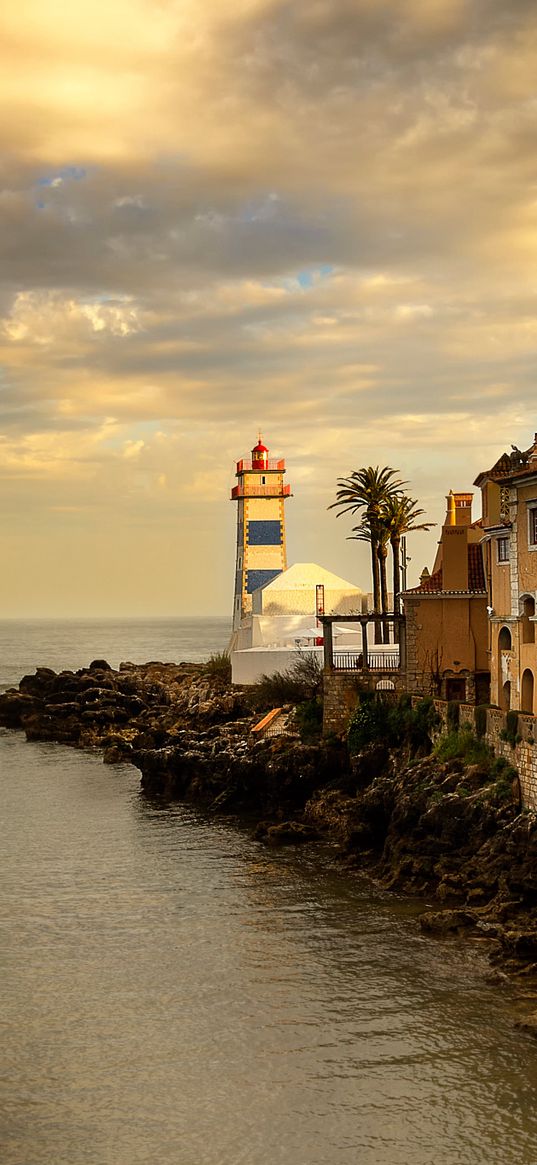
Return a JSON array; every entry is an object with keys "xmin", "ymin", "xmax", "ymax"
[
  {"xmin": 236, "ymin": 459, "xmax": 286, "ymax": 473},
  {"xmin": 319, "ymin": 614, "xmax": 406, "ymax": 675},
  {"xmin": 231, "ymin": 483, "xmax": 292, "ymax": 499}
]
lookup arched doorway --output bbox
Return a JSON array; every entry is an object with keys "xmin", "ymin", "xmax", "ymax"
[
  {"xmin": 501, "ymin": 681, "xmax": 511, "ymax": 711},
  {"xmin": 498, "ymin": 626, "xmax": 512, "ymax": 651},
  {"xmin": 522, "ymin": 669, "xmax": 535, "ymax": 714},
  {"xmin": 522, "ymin": 597, "xmax": 536, "ymax": 644}
]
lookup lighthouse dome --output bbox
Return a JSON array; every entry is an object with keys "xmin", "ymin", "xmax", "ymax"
[{"xmin": 251, "ymin": 436, "xmax": 269, "ymax": 468}]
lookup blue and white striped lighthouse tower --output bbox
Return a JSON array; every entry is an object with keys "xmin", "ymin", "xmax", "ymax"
[{"xmin": 231, "ymin": 436, "xmax": 292, "ymax": 630}]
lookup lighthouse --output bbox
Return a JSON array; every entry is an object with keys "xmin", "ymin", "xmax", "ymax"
[{"xmin": 231, "ymin": 436, "xmax": 292, "ymax": 630}]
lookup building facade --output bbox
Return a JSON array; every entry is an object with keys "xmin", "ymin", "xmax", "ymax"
[
  {"xmin": 231, "ymin": 437, "xmax": 292, "ymax": 631},
  {"xmin": 474, "ymin": 434, "xmax": 537, "ymax": 713},
  {"xmin": 403, "ymin": 491, "xmax": 489, "ymax": 703}
]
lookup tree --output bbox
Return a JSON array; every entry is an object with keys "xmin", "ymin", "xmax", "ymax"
[
  {"xmin": 380, "ymin": 494, "xmax": 435, "ymax": 619},
  {"xmin": 348, "ymin": 514, "xmax": 391, "ymax": 642},
  {"xmin": 329, "ymin": 466, "xmax": 405, "ymax": 642}
]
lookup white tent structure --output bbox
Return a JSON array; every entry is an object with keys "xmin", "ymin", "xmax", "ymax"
[{"xmin": 229, "ymin": 562, "xmax": 366, "ymax": 685}]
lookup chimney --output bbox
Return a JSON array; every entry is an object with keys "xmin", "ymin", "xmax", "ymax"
[
  {"xmin": 444, "ymin": 491, "xmax": 473, "ymax": 528},
  {"xmin": 442, "ymin": 492, "xmax": 471, "ymax": 590}
]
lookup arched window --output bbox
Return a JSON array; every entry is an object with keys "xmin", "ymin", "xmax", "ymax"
[
  {"xmin": 501, "ymin": 680, "xmax": 511, "ymax": 711},
  {"xmin": 522, "ymin": 596, "xmax": 536, "ymax": 644},
  {"xmin": 522, "ymin": 669, "xmax": 535, "ymax": 715},
  {"xmin": 498, "ymin": 626, "xmax": 512, "ymax": 651}
]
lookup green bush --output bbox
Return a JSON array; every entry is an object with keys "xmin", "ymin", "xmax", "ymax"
[
  {"xmin": 294, "ymin": 697, "xmax": 323, "ymax": 741},
  {"xmin": 447, "ymin": 700, "xmax": 460, "ymax": 730},
  {"xmin": 347, "ymin": 694, "xmax": 439, "ymax": 756},
  {"xmin": 500, "ymin": 709, "xmax": 521, "ymax": 747},
  {"xmin": 203, "ymin": 651, "xmax": 232, "ymax": 683},
  {"xmin": 489, "ymin": 756, "xmax": 519, "ymax": 804},
  {"xmin": 251, "ymin": 651, "xmax": 323, "ymax": 708},
  {"xmin": 434, "ymin": 725, "xmax": 494, "ymax": 767},
  {"xmin": 474, "ymin": 705, "xmax": 488, "ymax": 739}
]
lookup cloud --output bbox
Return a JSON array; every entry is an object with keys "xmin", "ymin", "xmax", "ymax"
[{"xmin": 0, "ymin": 0, "xmax": 536, "ymax": 613}]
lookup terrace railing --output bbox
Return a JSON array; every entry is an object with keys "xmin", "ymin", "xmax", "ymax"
[
  {"xmin": 333, "ymin": 652, "xmax": 400, "ymax": 671},
  {"xmin": 231, "ymin": 483, "xmax": 292, "ymax": 499}
]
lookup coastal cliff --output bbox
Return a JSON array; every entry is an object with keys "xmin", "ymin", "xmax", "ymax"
[{"xmin": 2, "ymin": 661, "xmax": 537, "ymax": 1011}]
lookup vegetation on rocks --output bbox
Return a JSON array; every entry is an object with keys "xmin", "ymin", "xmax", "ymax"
[
  {"xmin": 250, "ymin": 651, "xmax": 323, "ymax": 708},
  {"xmin": 347, "ymin": 693, "xmax": 439, "ymax": 757}
]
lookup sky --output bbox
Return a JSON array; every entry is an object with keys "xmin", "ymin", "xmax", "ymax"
[{"xmin": 1, "ymin": 0, "xmax": 536, "ymax": 617}]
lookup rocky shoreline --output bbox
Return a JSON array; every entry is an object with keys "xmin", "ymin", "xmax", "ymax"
[{"xmin": 2, "ymin": 659, "xmax": 537, "ymax": 1032}]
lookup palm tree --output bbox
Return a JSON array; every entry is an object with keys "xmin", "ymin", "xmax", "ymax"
[
  {"xmin": 329, "ymin": 466, "xmax": 405, "ymax": 642},
  {"xmin": 348, "ymin": 514, "xmax": 392, "ymax": 642},
  {"xmin": 381, "ymin": 494, "xmax": 435, "ymax": 619}
]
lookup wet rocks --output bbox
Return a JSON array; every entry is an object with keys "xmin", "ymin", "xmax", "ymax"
[{"xmin": 254, "ymin": 820, "xmax": 321, "ymax": 846}]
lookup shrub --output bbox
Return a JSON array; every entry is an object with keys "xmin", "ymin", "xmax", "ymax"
[
  {"xmin": 251, "ymin": 651, "xmax": 323, "ymax": 708},
  {"xmin": 447, "ymin": 700, "xmax": 460, "ymax": 730},
  {"xmin": 434, "ymin": 725, "xmax": 494, "ymax": 767},
  {"xmin": 203, "ymin": 651, "xmax": 232, "ymax": 683},
  {"xmin": 294, "ymin": 697, "xmax": 323, "ymax": 741},
  {"xmin": 347, "ymin": 694, "xmax": 386, "ymax": 754},
  {"xmin": 500, "ymin": 709, "xmax": 521, "ymax": 747},
  {"xmin": 474, "ymin": 705, "xmax": 488, "ymax": 739},
  {"xmin": 489, "ymin": 756, "xmax": 519, "ymax": 804},
  {"xmin": 347, "ymin": 694, "xmax": 439, "ymax": 756}
]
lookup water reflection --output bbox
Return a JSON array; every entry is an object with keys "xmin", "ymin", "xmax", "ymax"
[{"xmin": 2, "ymin": 731, "xmax": 537, "ymax": 1165}]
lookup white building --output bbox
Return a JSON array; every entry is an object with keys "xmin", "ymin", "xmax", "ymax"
[{"xmin": 229, "ymin": 562, "xmax": 366, "ymax": 684}]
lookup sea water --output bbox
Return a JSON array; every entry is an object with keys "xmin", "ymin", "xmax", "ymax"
[{"xmin": 1, "ymin": 619, "xmax": 537, "ymax": 1164}]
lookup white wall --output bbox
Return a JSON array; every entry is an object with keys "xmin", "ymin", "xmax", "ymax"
[{"xmin": 231, "ymin": 646, "xmax": 324, "ymax": 685}]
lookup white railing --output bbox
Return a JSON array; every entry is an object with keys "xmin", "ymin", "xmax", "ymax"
[{"xmin": 333, "ymin": 652, "xmax": 400, "ymax": 672}]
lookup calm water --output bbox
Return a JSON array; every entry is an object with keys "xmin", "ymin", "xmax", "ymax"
[
  {"xmin": 0, "ymin": 617, "xmax": 231, "ymax": 691},
  {"xmin": 2, "ymin": 621, "xmax": 537, "ymax": 1164}
]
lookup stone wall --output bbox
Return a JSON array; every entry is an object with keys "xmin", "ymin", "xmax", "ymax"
[
  {"xmin": 323, "ymin": 673, "xmax": 362, "ymax": 736},
  {"xmin": 425, "ymin": 697, "xmax": 537, "ymax": 809},
  {"xmin": 323, "ymin": 670, "xmax": 406, "ymax": 735}
]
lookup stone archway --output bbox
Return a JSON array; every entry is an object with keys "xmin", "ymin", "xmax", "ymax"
[
  {"xmin": 498, "ymin": 626, "xmax": 512, "ymax": 651},
  {"xmin": 501, "ymin": 680, "xmax": 511, "ymax": 711},
  {"xmin": 522, "ymin": 669, "xmax": 535, "ymax": 714}
]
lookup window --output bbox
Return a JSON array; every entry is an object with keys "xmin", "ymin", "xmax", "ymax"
[
  {"xmin": 497, "ymin": 537, "xmax": 509, "ymax": 562},
  {"xmin": 529, "ymin": 505, "xmax": 537, "ymax": 548}
]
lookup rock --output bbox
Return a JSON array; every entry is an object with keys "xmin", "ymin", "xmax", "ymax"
[
  {"xmin": 263, "ymin": 821, "xmax": 320, "ymax": 846},
  {"xmin": 514, "ymin": 1011, "xmax": 537, "ymax": 1037},
  {"xmin": 103, "ymin": 745, "xmax": 128, "ymax": 765},
  {"xmin": 419, "ymin": 908, "xmax": 478, "ymax": 935},
  {"xmin": 0, "ymin": 690, "xmax": 36, "ymax": 727}
]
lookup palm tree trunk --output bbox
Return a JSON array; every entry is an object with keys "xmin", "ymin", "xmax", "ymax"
[
  {"xmin": 391, "ymin": 534, "xmax": 401, "ymax": 644},
  {"xmin": 378, "ymin": 545, "xmax": 389, "ymax": 643},
  {"xmin": 370, "ymin": 537, "xmax": 382, "ymax": 644}
]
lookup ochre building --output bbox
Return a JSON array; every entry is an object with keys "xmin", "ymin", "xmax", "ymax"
[
  {"xmin": 404, "ymin": 491, "xmax": 489, "ymax": 703},
  {"xmin": 474, "ymin": 433, "xmax": 537, "ymax": 713}
]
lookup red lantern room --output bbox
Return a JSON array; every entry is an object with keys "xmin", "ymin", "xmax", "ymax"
[{"xmin": 251, "ymin": 436, "xmax": 269, "ymax": 470}]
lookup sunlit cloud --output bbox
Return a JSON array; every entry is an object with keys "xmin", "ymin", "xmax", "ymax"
[{"xmin": 1, "ymin": 0, "xmax": 536, "ymax": 614}]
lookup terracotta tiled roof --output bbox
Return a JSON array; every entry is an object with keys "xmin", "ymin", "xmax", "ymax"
[
  {"xmin": 409, "ymin": 568, "xmax": 443, "ymax": 593},
  {"xmin": 406, "ymin": 543, "xmax": 486, "ymax": 595},
  {"xmin": 474, "ymin": 438, "xmax": 537, "ymax": 485}
]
